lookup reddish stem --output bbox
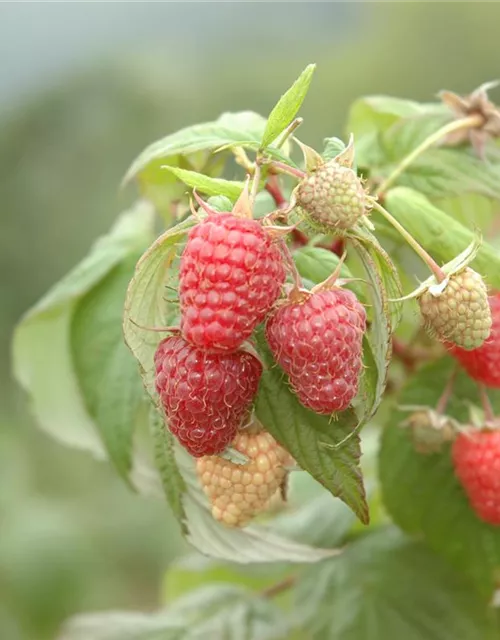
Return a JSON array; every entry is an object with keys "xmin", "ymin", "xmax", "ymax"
[
  {"xmin": 265, "ymin": 175, "xmax": 288, "ymax": 209},
  {"xmin": 392, "ymin": 337, "xmax": 417, "ymax": 372},
  {"xmin": 478, "ymin": 384, "xmax": 495, "ymax": 423},
  {"xmin": 435, "ymin": 368, "xmax": 457, "ymax": 415},
  {"xmin": 330, "ymin": 238, "xmax": 345, "ymax": 257},
  {"xmin": 391, "ymin": 337, "xmax": 440, "ymax": 372},
  {"xmin": 291, "ymin": 228, "xmax": 309, "ymax": 247}
]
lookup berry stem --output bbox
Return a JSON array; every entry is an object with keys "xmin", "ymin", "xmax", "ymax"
[
  {"xmin": 291, "ymin": 228, "xmax": 309, "ymax": 247},
  {"xmin": 260, "ymin": 575, "xmax": 297, "ymax": 599},
  {"xmin": 330, "ymin": 238, "xmax": 345, "ymax": 257},
  {"xmin": 478, "ymin": 384, "xmax": 495, "ymax": 423},
  {"xmin": 271, "ymin": 161, "xmax": 307, "ymax": 181},
  {"xmin": 265, "ymin": 175, "xmax": 288, "ymax": 209},
  {"xmin": 435, "ymin": 367, "xmax": 457, "ymax": 414},
  {"xmin": 375, "ymin": 114, "xmax": 484, "ymax": 196},
  {"xmin": 371, "ymin": 201, "xmax": 446, "ymax": 283},
  {"xmin": 279, "ymin": 239, "xmax": 303, "ymax": 290},
  {"xmin": 274, "ymin": 117, "xmax": 303, "ymax": 150}
]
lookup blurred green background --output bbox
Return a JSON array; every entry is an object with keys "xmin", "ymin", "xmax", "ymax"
[{"xmin": 2, "ymin": 3, "xmax": 500, "ymax": 638}]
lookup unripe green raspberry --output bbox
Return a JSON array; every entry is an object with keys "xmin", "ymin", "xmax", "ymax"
[
  {"xmin": 418, "ymin": 267, "xmax": 491, "ymax": 350},
  {"xmin": 402, "ymin": 409, "xmax": 456, "ymax": 454},
  {"xmin": 196, "ymin": 430, "xmax": 292, "ymax": 528},
  {"xmin": 295, "ymin": 160, "xmax": 367, "ymax": 231}
]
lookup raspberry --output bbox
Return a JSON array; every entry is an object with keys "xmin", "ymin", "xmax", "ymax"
[
  {"xmin": 265, "ymin": 288, "xmax": 366, "ymax": 414},
  {"xmin": 179, "ymin": 213, "xmax": 286, "ymax": 352},
  {"xmin": 154, "ymin": 336, "xmax": 262, "ymax": 457},
  {"xmin": 196, "ymin": 429, "xmax": 292, "ymax": 527},
  {"xmin": 452, "ymin": 428, "xmax": 500, "ymax": 525},
  {"xmin": 294, "ymin": 160, "xmax": 367, "ymax": 231},
  {"xmin": 418, "ymin": 268, "xmax": 491, "ymax": 350},
  {"xmin": 450, "ymin": 293, "xmax": 500, "ymax": 387},
  {"xmin": 401, "ymin": 408, "xmax": 456, "ymax": 454}
]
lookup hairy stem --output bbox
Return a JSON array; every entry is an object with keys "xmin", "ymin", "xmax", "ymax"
[
  {"xmin": 375, "ymin": 114, "xmax": 484, "ymax": 196},
  {"xmin": 371, "ymin": 201, "xmax": 446, "ymax": 282},
  {"xmin": 260, "ymin": 575, "xmax": 296, "ymax": 599},
  {"xmin": 271, "ymin": 161, "xmax": 306, "ymax": 180},
  {"xmin": 265, "ymin": 175, "xmax": 288, "ymax": 209},
  {"xmin": 275, "ymin": 117, "xmax": 303, "ymax": 150},
  {"xmin": 435, "ymin": 367, "xmax": 458, "ymax": 414},
  {"xmin": 478, "ymin": 384, "xmax": 495, "ymax": 423},
  {"xmin": 279, "ymin": 239, "xmax": 303, "ymax": 290}
]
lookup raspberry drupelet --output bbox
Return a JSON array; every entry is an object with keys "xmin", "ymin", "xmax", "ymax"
[{"xmin": 154, "ymin": 335, "xmax": 262, "ymax": 457}]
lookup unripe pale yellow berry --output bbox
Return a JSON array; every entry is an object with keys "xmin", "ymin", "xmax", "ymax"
[
  {"xmin": 196, "ymin": 431, "xmax": 292, "ymax": 528},
  {"xmin": 418, "ymin": 268, "xmax": 491, "ymax": 350},
  {"xmin": 295, "ymin": 160, "xmax": 367, "ymax": 231}
]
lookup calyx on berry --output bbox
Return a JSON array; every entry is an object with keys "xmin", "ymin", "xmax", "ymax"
[
  {"xmin": 393, "ymin": 236, "xmax": 491, "ymax": 349},
  {"xmin": 292, "ymin": 135, "xmax": 372, "ymax": 233}
]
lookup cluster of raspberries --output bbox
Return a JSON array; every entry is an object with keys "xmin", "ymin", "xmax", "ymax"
[
  {"xmin": 153, "ymin": 196, "xmax": 366, "ymax": 526},
  {"xmin": 154, "ymin": 204, "xmax": 366, "ymax": 459}
]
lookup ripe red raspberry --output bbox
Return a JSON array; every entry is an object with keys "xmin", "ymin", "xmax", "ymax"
[
  {"xmin": 452, "ymin": 428, "xmax": 500, "ymax": 525},
  {"xmin": 154, "ymin": 336, "xmax": 262, "ymax": 457},
  {"xmin": 450, "ymin": 293, "xmax": 500, "ymax": 388},
  {"xmin": 265, "ymin": 288, "xmax": 366, "ymax": 414},
  {"xmin": 179, "ymin": 213, "xmax": 286, "ymax": 352}
]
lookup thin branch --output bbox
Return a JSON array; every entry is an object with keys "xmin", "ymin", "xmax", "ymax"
[
  {"xmin": 375, "ymin": 114, "xmax": 484, "ymax": 196},
  {"xmin": 260, "ymin": 575, "xmax": 296, "ymax": 599}
]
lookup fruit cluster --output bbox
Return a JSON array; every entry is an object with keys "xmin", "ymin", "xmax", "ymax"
[
  {"xmin": 153, "ymin": 170, "xmax": 371, "ymax": 526},
  {"xmin": 151, "ymin": 134, "xmax": 500, "ymax": 529}
]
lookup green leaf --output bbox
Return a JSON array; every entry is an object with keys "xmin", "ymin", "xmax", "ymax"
[
  {"xmin": 322, "ymin": 137, "xmax": 346, "ymax": 162},
  {"xmin": 349, "ymin": 97, "xmax": 500, "ymax": 199},
  {"xmin": 123, "ymin": 217, "xmax": 194, "ymax": 399},
  {"xmin": 124, "ymin": 111, "xmax": 268, "ymax": 184},
  {"xmin": 379, "ymin": 357, "xmax": 500, "ymax": 595},
  {"xmin": 163, "ymin": 554, "xmax": 289, "ymax": 603},
  {"xmin": 384, "ymin": 187, "xmax": 500, "ymax": 289},
  {"xmin": 13, "ymin": 202, "xmax": 155, "ymax": 457},
  {"xmin": 161, "ymin": 166, "xmax": 245, "ymax": 200},
  {"xmin": 296, "ymin": 527, "xmax": 497, "ymax": 640},
  {"xmin": 71, "ymin": 254, "xmax": 147, "ymax": 482},
  {"xmin": 292, "ymin": 245, "xmax": 366, "ymax": 305},
  {"xmin": 386, "ymin": 147, "xmax": 500, "ymax": 200},
  {"xmin": 58, "ymin": 584, "xmax": 289, "ymax": 640},
  {"xmin": 435, "ymin": 192, "xmax": 498, "ymax": 232},
  {"xmin": 207, "ymin": 195, "xmax": 237, "ymax": 212},
  {"xmin": 261, "ymin": 64, "xmax": 316, "ymax": 148},
  {"xmin": 348, "ymin": 98, "xmax": 446, "ymax": 170},
  {"xmin": 150, "ymin": 406, "xmax": 187, "ymax": 533},
  {"xmin": 293, "ymin": 246, "xmax": 352, "ymax": 283},
  {"xmin": 347, "ymin": 96, "xmax": 440, "ymax": 139},
  {"xmin": 254, "ymin": 329, "xmax": 369, "ymax": 525},
  {"xmin": 123, "ymin": 218, "xmax": 343, "ymax": 562},
  {"xmin": 270, "ymin": 471, "xmax": 356, "ymax": 548},
  {"xmin": 350, "ymin": 229, "xmax": 402, "ymax": 420}
]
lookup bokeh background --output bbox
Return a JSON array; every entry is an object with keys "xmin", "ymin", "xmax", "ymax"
[{"xmin": 1, "ymin": 3, "xmax": 500, "ymax": 638}]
